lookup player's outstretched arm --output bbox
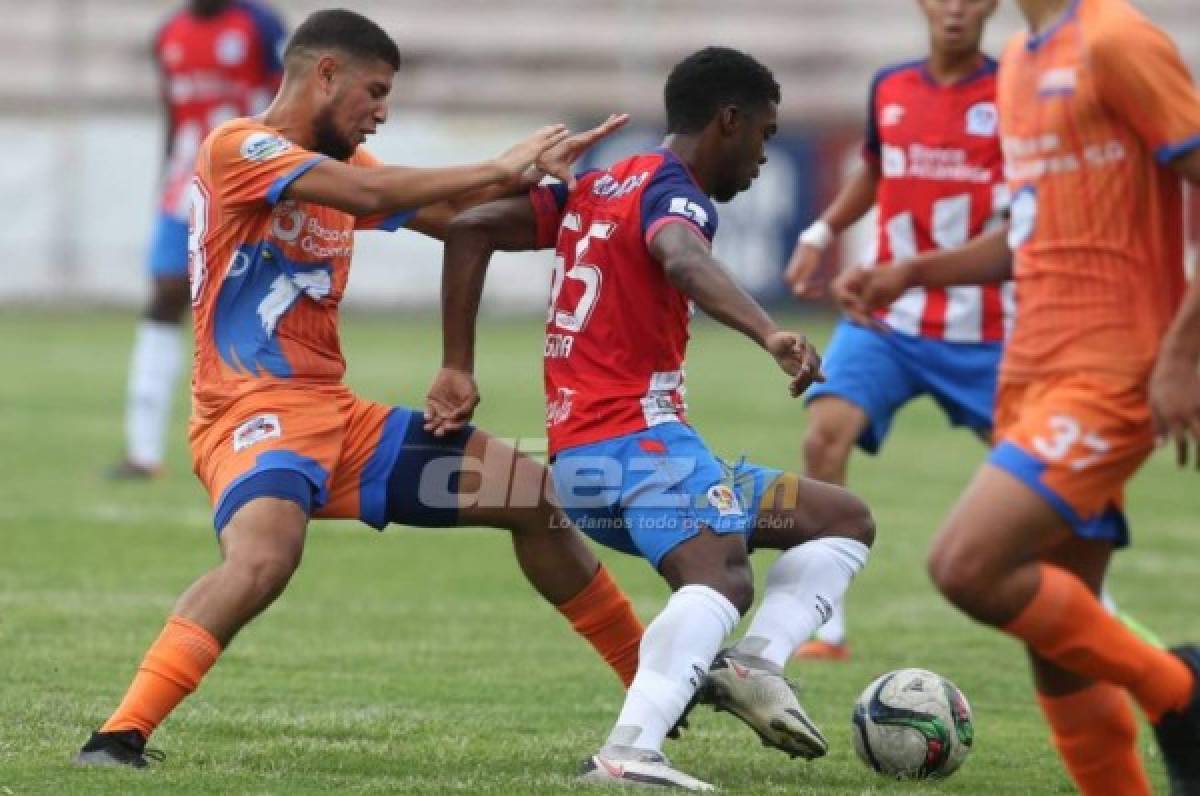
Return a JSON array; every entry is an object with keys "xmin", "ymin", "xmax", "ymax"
[
  {"xmin": 785, "ymin": 160, "xmax": 879, "ymax": 298},
  {"xmin": 424, "ymin": 196, "xmax": 543, "ymax": 435},
  {"xmin": 282, "ymin": 124, "xmax": 571, "ymax": 217},
  {"xmin": 845, "ymin": 225, "xmax": 1013, "ymax": 319},
  {"xmin": 407, "ymin": 114, "xmax": 629, "ymax": 241},
  {"xmin": 650, "ymin": 222, "xmax": 823, "ymax": 396}
]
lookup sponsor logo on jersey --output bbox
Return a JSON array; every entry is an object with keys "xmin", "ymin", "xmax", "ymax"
[
  {"xmin": 1037, "ymin": 67, "xmax": 1077, "ymax": 97},
  {"xmin": 706, "ymin": 484, "xmax": 742, "ymax": 516},
  {"xmin": 881, "ymin": 103, "xmax": 906, "ymax": 127},
  {"xmin": 547, "ymin": 386, "xmax": 576, "ymax": 426},
  {"xmin": 965, "ymin": 102, "xmax": 998, "ymax": 137},
  {"xmin": 240, "ymin": 132, "xmax": 292, "ymax": 162},
  {"xmin": 232, "ymin": 413, "xmax": 282, "ymax": 452},
  {"xmin": 591, "ymin": 171, "xmax": 648, "ymax": 200}
]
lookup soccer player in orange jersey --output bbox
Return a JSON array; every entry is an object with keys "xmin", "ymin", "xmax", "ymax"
[
  {"xmin": 842, "ymin": 1, "xmax": 1200, "ymax": 793},
  {"xmin": 75, "ymin": 9, "xmax": 644, "ymax": 769}
]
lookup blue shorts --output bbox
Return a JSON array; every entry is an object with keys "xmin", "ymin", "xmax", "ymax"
[
  {"xmin": 550, "ymin": 423, "xmax": 783, "ymax": 568},
  {"xmin": 805, "ymin": 320, "xmax": 1001, "ymax": 454},
  {"xmin": 146, "ymin": 212, "xmax": 190, "ymax": 277}
]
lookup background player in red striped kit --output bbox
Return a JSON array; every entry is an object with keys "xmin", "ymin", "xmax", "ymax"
[
  {"xmin": 783, "ymin": 0, "xmax": 1006, "ymax": 659},
  {"xmin": 115, "ymin": 0, "xmax": 287, "ymax": 479}
]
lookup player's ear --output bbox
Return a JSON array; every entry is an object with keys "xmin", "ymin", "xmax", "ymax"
[
  {"xmin": 717, "ymin": 105, "xmax": 740, "ymax": 136},
  {"xmin": 315, "ymin": 54, "xmax": 339, "ymax": 95}
]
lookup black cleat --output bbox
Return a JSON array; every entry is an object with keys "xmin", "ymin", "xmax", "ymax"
[
  {"xmin": 73, "ymin": 729, "xmax": 164, "ymax": 769},
  {"xmin": 1153, "ymin": 645, "xmax": 1200, "ymax": 796}
]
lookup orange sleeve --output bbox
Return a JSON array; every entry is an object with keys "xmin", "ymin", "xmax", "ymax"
[
  {"xmin": 208, "ymin": 124, "xmax": 327, "ymax": 207},
  {"xmin": 1092, "ymin": 18, "xmax": 1200, "ymax": 164},
  {"xmin": 348, "ymin": 148, "xmax": 418, "ymax": 232}
]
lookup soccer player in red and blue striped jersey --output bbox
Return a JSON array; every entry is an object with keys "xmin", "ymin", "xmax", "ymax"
[{"xmin": 784, "ymin": 0, "xmax": 1005, "ymax": 659}]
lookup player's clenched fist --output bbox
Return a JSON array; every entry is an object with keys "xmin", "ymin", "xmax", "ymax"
[{"xmin": 766, "ymin": 330, "xmax": 825, "ymax": 397}]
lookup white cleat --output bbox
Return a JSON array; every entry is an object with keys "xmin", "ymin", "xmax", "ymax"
[
  {"xmin": 579, "ymin": 744, "xmax": 716, "ymax": 791},
  {"xmin": 704, "ymin": 648, "xmax": 828, "ymax": 760}
]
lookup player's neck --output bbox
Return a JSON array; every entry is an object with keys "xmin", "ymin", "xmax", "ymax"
[
  {"xmin": 661, "ymin": 134, "xmax": 714, "ymax": 196},
  {"xmin": 261, "ymin": 90, "xmax": 317, "ymax": 151},
  {"xmin": 925, "ymin": 50, "xmax": 983, "ymax": 86},
  {"xmin": 1017, "ymin": 0, "xmax": 1074, "ymax": 34}
]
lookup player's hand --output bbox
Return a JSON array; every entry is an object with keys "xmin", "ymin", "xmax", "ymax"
[
  {"xmin": 859, "ymin": 262, "xmax": 914, "ymax": 314},
  {"xmin": 534, "ymin": 113, "xmax": 630, "ymax": 189},
  {"xmin": 424, "ymin": 367, "xmax": 480, "ymax": 437},
  {"xmin": 766, "ymin": 330, "xmax": 825, "ymax": 397},
  {"xmin": 784, "ymin": 243, "xmax": 827, "ymax": 299},
  {"xmin": 494, "ymin": 125, "xmax": 571, "ymax": 183},
  {"xmin": 1149, "ymin": 355, "xmax": 1200, "ymax": 469},
  {"xmin": 830, "ymin": 265, "xmax": 878, "ymax": 328}
]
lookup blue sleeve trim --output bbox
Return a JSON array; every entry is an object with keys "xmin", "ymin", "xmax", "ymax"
[
  {"xmin": 640, "ymin": 159, "xmax": 718, "ymax": 241},
  {"xmin": 1156, "ymin": 134, "xmax": 1200, "ymax": 164},
  {"xmin": 266, "ymin": 155, "xmax": 326, "ymax": 204},
  {"xmin": 545, "ymin": 179, "xmax": 571, "ymax": 211},
  {"xmin": 374, "ymin": 208, "xmax": 418, "ymax": 232}
]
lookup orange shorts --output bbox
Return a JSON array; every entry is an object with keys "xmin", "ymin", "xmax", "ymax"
[
  {"xmin": 987, "ymin": 375, "xmax": 1155, "ymax": 546},
  {"xmin": 190, "ymin": 385, "xmax": 472, "ymax": 532}
]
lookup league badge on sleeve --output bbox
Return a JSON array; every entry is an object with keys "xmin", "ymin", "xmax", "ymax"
[{"xmin": 240, "ymin": 132, "xmax": 292, "ymax": 162}]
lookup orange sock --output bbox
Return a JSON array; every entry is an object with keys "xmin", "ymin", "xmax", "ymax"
[
  {"xmin": 1038, "ymin": 683, "xmax": 1151, "ymax": 796},
  {"xmin": 1005, "ymin": 564, "xmax": 1192, "ymax": 721},
  {"xmin": 100, "ymin": 615, "xmax": 222, "ymax": 738},
  {"xmin": 556, "ymin": 565, "xmax": 643, "ymax": 688}
]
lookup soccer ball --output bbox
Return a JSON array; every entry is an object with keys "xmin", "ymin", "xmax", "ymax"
[{"xmin": 851, "ymin": 668, "xmax": 974, "ymax": 779}]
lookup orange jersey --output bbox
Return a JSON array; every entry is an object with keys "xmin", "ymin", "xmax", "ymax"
[
  {"xmin": 186, "ymin": 118, "xmax": 414, "ymax": 437},
  {"xmin": 997, "ymin": 0, "xmax": 1200, "ymax": 382}
]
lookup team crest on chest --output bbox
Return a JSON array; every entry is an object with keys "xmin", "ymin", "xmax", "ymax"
[{"xmin": 965, "ymin": 102, "xmax": 998, "ymax": 137}]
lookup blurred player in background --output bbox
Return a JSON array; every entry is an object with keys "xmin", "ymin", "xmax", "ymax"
[
  {"xmin": 112, "ymin": 0, "xmax": 286, "ymax": 479},
  {"xmin": 783, "ymin": 0, "xmax": 1006, "ymax": 660},
  {"xmin": 77, "ymin": 10, "xmax": 644, "ymax": 768},
  {"xmin": 430, "ymin": 47, "xmax": 876, "ymax": 791},
  {"xmin": 843, "ymin": 1, "xmax": 1200, "ymax": 793}
]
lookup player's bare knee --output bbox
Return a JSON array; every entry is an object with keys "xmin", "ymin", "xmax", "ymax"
[
  {"xmin": 830, "ymin": 490, "xmax": 875, "ymax": 548},
  {"xmin": 802, "ymin": 423, "xmax": 852, "ymax": 475},
  {"xmin": 926, "ymin": 543, "xmax": 982, "ymax": 610},
  {"xmin": 232, "ymin": 549, "xmax": 301, "ymax": 605}
]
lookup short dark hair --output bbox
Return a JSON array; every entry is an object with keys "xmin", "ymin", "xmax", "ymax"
[
  {"xmin": 664, "ymin": 47, "xmax": 781, "ymax": 134},
  {"xmin": 283, "ymin": 9, "xmax": 401, "ymax": 71}
]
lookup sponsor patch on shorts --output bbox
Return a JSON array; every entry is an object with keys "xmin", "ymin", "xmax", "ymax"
[{"xmin": 233, "ymin": 413, "xmax": 282, "ymax": 452}]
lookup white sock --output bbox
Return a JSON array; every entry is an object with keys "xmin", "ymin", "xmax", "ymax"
[
  {"xmin": 814, "ymin": 596, "xmax": 847, "ymax": 645},
  {"xmin": 606, "ymin": 584, "xmax": 740, "ymax": 753},
  {"xmin": 125, "ymin": 320, "xmax": 183, "ymax": 468},
  {"xmin": 736, "ymin": 537, "xmax": 869, "ymax": 669}
]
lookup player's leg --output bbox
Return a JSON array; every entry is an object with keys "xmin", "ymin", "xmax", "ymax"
[
  {"xmin": 926, "ymin": 463, "xmax": 1196, "ymax": 792},
  {"xmin": 113, "ymin": 213, "xmax": 191, "ymax": 479},
  {"xmin": 1025, "ymin": 536, "xmax": 1153, "ymax": 795},
  {"xmin": 798, "ymin": 321, "xmax": 915, "ymax": 657},
  {"xmin": 76, "ymin": 490, "xmax": 313, "ymax": 767},
  {"xmin": 351, "ymin": 408, "xmax": 643, "ymax": 689},
  {"xmin": 581, "ymin": 527, "xmax": 749, "ymax": 791}
]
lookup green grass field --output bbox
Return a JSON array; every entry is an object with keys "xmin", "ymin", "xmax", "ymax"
[{"xmin": 1, "ymin": 309, "xmax": 1194, "ymax": 795}]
